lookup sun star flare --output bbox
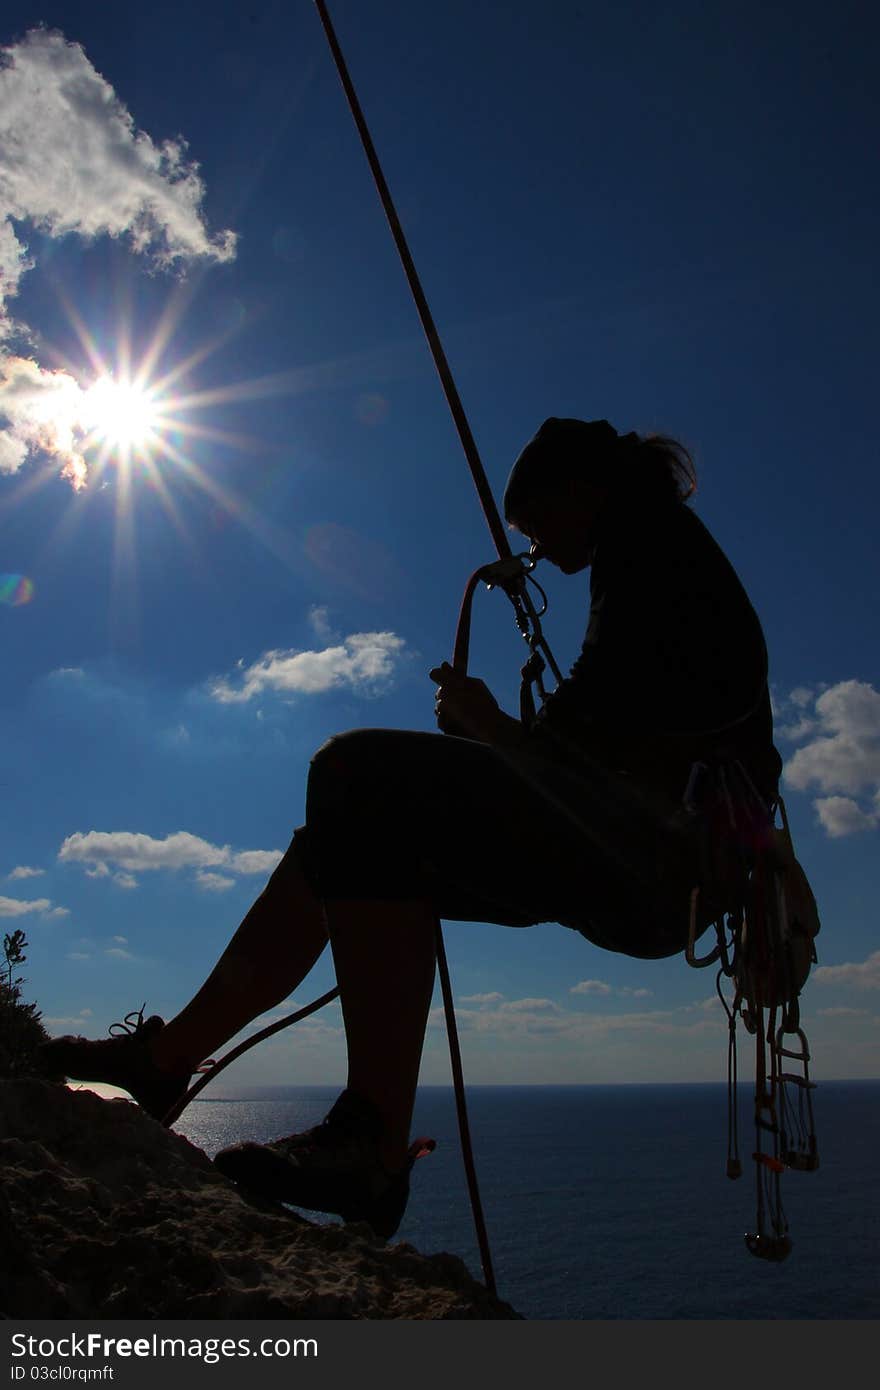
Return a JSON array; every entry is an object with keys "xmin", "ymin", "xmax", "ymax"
[{"xmin": 83, "ymin": 375, "xmax": 161, "ymax": 453}]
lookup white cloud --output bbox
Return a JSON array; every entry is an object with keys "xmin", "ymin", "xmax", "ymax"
[
  {"xmin": 45, "ymin": 906, "xmax": 70, "ymax": 919},
  {"xmin": 0, "ymin": 27, "xmax": 236, "ymax": 486},
  {"xmin": 460, "ymin": 992, "xmax": 505, "ymax": 1006},
  {"xmin": 0, "ymin": 28, "xmax": 235, "ymax": 272},
  {"xmin": 0, "ymin": 356, "xmax": 91, "ymax": 489},
  {"xmin": 58, "ymin": 829, "xmax": 283, "ymax": 881},
  {"xmin": 779, "ymin": 680, "xmax": 880, "ymax": 835},
  {"xmin": 813, "ymin": 950, "xmax": 880, "ymax": 991},
  {"xmin": 228, "ymin": 849, "xmax": 283, "ymax": 875},
  {"xmin": 195, "ymin": 870, "xmax": 236, "ymax": 893},
  {"xmin": 104, "ymin": 946, "xmax": 133, "ymax": 960},
  {"xmin": 814, "ymin": 797, "xmax": 878, "ymax": 839},
  {"xmin": 60, "ymin": 830, "xmax": 227, "ymax": 873},
  {"xmin": 0, "ymin": 894, "xmax": 54, "ymax": 917},
  {"xmin": 209, "ymin": 632, "xmax": 406, "ymax": 703},
  {"xmin": 7, "ymin": 865, "xmax": 44, "ymax": 880},
  {"xmin": 112, "ymin": 936, "xmax": 127, "ymax": 945}
]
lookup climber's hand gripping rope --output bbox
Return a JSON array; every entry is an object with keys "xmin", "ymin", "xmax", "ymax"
[{"xmin": 430, "ymin": 663, "xmax": 505, "ymax": 741}]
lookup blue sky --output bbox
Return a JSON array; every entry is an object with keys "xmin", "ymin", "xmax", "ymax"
[{"xmin": 1, "ymin": 0, "xmax": 878, "ymax": 1090}]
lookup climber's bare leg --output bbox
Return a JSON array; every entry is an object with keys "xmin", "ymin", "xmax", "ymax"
[
  {"xmin": 149, "ymin": 848, "xmax": 329, "ymax": 1076},
  {"xmin": 326, "ymin": 898, "xmax": 437, "ymax": 1173}
]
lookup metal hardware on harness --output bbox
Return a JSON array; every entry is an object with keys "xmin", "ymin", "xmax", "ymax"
[
  {"xmin": 775, "ymin": 1025, "xmax": 819, "ymax": 1172},
  {"xmin": 685, "ymin": 773, "xmax": 821, "ymax": 1262},
  {"xmin": 452, "ymin": 551, "xmax": 562, "ymax": 736},
  {"xmin": 477, "ymin": 551, "xmax": 537, "ymax": 590}
]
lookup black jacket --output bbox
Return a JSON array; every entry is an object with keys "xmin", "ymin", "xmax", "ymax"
[{"xmin": 527, "ymin": 495, "xmax": 782, "ymax": 806}]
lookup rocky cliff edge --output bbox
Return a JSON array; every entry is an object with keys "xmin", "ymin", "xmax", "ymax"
[{"xmin": 0, "ymin": 1080, "xmax": 520, "ymax": 1319}]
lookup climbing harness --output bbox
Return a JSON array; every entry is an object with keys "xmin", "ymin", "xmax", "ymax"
[{"xmin": 684, "ymin": 764, "xmax": 821, "ymax": 1259}]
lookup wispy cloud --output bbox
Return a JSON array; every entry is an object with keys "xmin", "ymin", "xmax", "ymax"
[
  {"xmin": 209, "ymin": 632, "xmax": 407, "ymax": 703},
  {"xmin": 813, "ymin": 950, "xmax": 880, "ymax": 991},
  {"xmin": 0, "ymin": 27, "xmax": 235, "ymax": 487},
  {"xmin": 427, "ymin": 996, "xmax": 720, "ymax": 1044},
  {"xmin": 777, "ymin": 680, "xmax": 880, "ymax": 836},
  {"xmin": 816, "ymin": 1007, "xmax": 871, "ymax": 1018},
  {"xmin": 7, "ymin": 865, "xmax": 44, "ymax": 880},
  {"xmin": 58, "ymin": 829, "xmax": 283, "ymax": 887},
  {"xmin": 569, "ymin": 978, "xmax": 653, "ymax": 999},
  {"xmin": 499, "ymin": 997, "xmax": 559, "ymax": 1013},
  {"xmin": 0, "ymin": 894, "xmax": 67, "ymax": 918},
  {"xmin": 42, "ymin": 1008, "xmax": 93, "ymax": 1028},
  {"xmin": 307, "ymin": 605, "xmax": 338, "ymax": 645},
  {"xmin": 195, "ymin": 870, "xmax": 236, "ymax": 893}
]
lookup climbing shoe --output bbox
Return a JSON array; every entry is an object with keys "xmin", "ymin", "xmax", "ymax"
[
  {"xmin": 39, "ymin": 1006, "xmax": 192, "ymax": 1125},
  {"xmin": 213, "ymin": 1088, "xmax": 435, "ymax": 1240}
]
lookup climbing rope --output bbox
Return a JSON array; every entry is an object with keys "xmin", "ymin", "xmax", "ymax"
[{"xmin": 160, "ymin": 987, "xmax": 340, "ymax": 1130}]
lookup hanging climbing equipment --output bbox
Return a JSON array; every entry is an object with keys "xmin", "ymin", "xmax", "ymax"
[{"xmin": 684, "ymin": 765, "xmax": 821, "ymax": 1259}]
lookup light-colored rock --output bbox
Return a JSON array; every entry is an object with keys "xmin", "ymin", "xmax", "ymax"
[{"xmin": 0, "ymin": 1081, "xmax": 520, "ymax": 1319}]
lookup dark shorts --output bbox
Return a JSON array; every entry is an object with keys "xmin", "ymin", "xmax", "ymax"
[{"xmin": 278, "ymin": 728, "xmax": 708, "ymax": 960}]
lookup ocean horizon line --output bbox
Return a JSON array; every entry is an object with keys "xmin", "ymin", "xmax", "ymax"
[{"xmin": 189, "ymin": 1076, "xmax": 879, "ymax": 1102}]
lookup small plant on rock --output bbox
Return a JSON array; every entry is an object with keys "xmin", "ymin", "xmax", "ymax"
[{"xmin": 0, "ymin": 929, "xmax": 54, "ymax": 1080}]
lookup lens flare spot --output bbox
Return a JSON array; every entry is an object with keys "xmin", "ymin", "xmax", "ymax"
[
  {"xmin": 355, "ymin": 392, "xmax": 389, "ymax": 426},
  {"xmin": 0, "ymin": 574, "xmax": 35, "ymax": 606}
]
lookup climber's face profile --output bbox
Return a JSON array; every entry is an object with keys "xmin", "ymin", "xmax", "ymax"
[{"xmin": 511, "ymin": 477, "xmax": 610, "ymax": 574}]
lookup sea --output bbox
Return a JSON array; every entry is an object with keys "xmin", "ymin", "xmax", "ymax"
[{"xmin": 173, "ymin": 1081, "xmax": 879, "ymax": 1320}]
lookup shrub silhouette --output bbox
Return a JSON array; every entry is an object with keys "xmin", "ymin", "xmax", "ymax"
[{"xmin": 0, "ymin": 929, "xmax": 56, "ymax": 1080}]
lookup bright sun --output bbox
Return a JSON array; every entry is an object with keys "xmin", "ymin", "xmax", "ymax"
[{"xmin": 83, "ymin": 375, "xmax": 160, "ymax": 452}]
